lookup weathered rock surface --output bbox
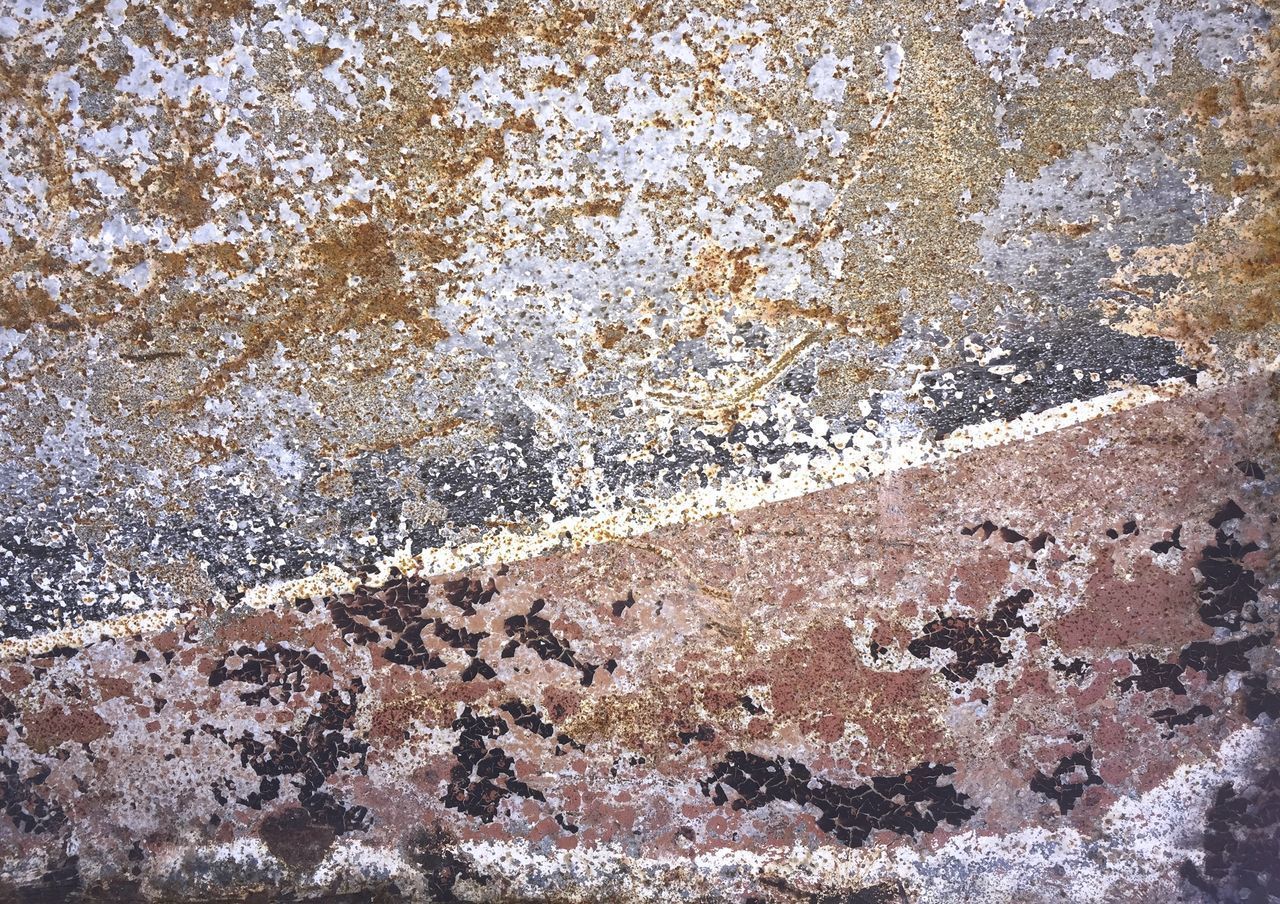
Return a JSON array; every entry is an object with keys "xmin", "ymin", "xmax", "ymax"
[{"xmin": 0, "ymin": 0, "xmax": 1276, "ymax": 900}]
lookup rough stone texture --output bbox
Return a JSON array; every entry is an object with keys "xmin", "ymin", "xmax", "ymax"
[{"xmin": 0, "ymin": 0, "xmax": 1277, "ymax": 901}]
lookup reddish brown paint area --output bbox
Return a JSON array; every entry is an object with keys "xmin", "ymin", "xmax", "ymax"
[{"xmin": 0, "ymin": 376, "xmax": 1276, "ymax": 901}]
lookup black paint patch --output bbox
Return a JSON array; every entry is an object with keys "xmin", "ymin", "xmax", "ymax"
[
  {"xmin": 1208, "ymin": 500, "xmax": 1246, "ymax": 530},
  {"xmin": 1194, "ymin": 528, "xmax": 1262, "ymax": 631},
  {"xmin": 1241, "ymin": 674, "xmax": 1280, "ymax": 721},
  {"xmin": 502, "ymin": 599, "xmax": 604, "ymax": 686},
  {"xmin": 0, "ymin": 757, "xmax": 66, "ymax": 835},
  {"xmin": 1117, "ymin": 654, "xmax": 1187, "ymax": 695},
  {"xmin": 324, "ymin": 571, "xmax": 497, "ymax": 679},
  {"xmin": 962, "ymin": 521, "xmax": 1053, "ymax": 551},
  {"xmin": 907, "ymin": 589, "xmax": 1036, "ymax": 682},
  {"xmin": 1235, "ymin": 460, "xmax": 1265, "ymax": 480},
  {"xmin": 701, "ymin": 752, "xmax": 976, "ymax": 848},
  {"xmin": 443, "ymin": 706, "xmax": 545, "ymax": 822},
  {"xmin": 1052, "ymin": 657, "xmax": 1091, "ymax": 680},
  {"xmin": 499, "ymin": 699, "xmax": 583, "ymax": 755},
  {"xmin": 1029, "ymin": 747, "xmax": 1104, "ymax": 814},
  {"xmin": 611, "ymin": 589, "xmax": 636, "ymax": 618},
  {"xmin": 1179, "ymin": 634, "xmax": 1272, "ymax": 681},
  {"xmin": 440, "ymin": 576, "xmax": 498, "ymax": 616},
  {"xmin": 221, "ymin": 681, "xmax": 370, "ymax": 834},
  {"xmin": 208, "ymin": 643, "xmax": 331, "ymax": 706},
  {"xmin": 1184, "ymin": 773, "xmax": 1280, "ymax": 902},
  {"xmin": 1151, "ymin": 704, "xmax": 1213, "ymax": 734},
  {"xmin": 1150, "ymin": 525, "xmax": 1184, "ymax": 554}
]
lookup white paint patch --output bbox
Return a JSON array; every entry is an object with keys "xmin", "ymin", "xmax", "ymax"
[{"xmin": 807, "ymin": 52, "xmax": 848, "ymax": 104}]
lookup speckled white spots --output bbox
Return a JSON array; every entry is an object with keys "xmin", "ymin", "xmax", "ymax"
[
  {"xmin": 807, "ymin": 52, "xmax": 850, "ymax": 104},
  {"xmin": 117, "ymin": 259, "xmax": 151, "ymax": 292},
  {"xmin": 295, "ymin": 86, "xmax": 318, "ymax": 113},
  {"xmin": 880, "ymin": 41, "xmax": 904, "ymax": 90}
]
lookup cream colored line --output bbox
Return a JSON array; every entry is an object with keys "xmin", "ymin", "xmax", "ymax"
[{"xmin": 0, "ymin": 372, "xmax": 1220, "ymax": 658}]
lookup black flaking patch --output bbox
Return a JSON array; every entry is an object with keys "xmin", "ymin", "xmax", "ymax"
[
  {"xmin": 701, "ymin": 752, "xmax": 976, "ymax": 847},
  {"xmin": 1029, "ymin": 747, "xmax": 1104, "ymax": 814},
  {"xmin": 907, "ymin": 589, "xmax": 1036, "ymax": 682}
]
